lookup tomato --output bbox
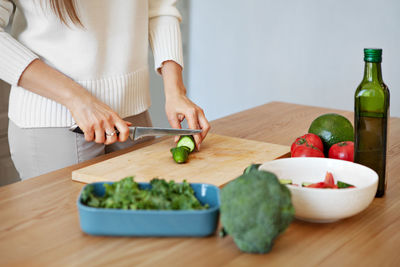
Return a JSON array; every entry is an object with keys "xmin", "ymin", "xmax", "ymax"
[
  {"xmin": 306, "ymin": 182, "xmax": 338, "ymax": 189},
  {"xmin": 328, "ymin": 141, "xmax": 354, "ymax": 162},
  {"xmin": 323, "ymin": 172, "xmax": 338, "ymax": 188},
  {"xmin": 291, "ymin": 133, "xmax": 324, "ymax": 154},
  {"xmin": 305, "ymin": 182, "xmax": 326, "ymax": 188},
  {"xmin": 305, "ymin": 173, "xmax": 338, "ymax": 189},
  {"xmin": 292, "ymin": 145, "xmax": 324, "ymax": 158}
]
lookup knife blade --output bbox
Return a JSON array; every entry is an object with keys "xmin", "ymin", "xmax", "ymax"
[{"xmin": 69, "ymin": 125, "xmax": 202, "ymax": 140}]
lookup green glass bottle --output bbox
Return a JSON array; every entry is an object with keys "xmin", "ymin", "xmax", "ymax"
[{"xmin": 354, "ymin": 48, "xmax": 390, "ymax": 197}]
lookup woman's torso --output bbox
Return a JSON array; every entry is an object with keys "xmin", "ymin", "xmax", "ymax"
[{"xmin": 11, "ymin": 0, "xmax": 149, "ymax": 81}]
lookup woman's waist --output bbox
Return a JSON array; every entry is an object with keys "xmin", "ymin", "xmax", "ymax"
[
  {"xmin": 75, "ymin": 67, "xmax": 150, "ymax": 90},
  {"xmin": 8, "ymin": 69, "xmax": 151, "ymax": 128},
  {"xmin": 10, "ymin": 67, "xmax": 150, "ymax": 104}
]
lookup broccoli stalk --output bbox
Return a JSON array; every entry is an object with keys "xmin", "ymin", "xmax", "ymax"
[
  {"xmin": 219, "ymin": 227, "xmax": 228, "ymax": 238},
  {"xmin": 220, "ymin": 168, "xmax": 295, "ymax": 254}
]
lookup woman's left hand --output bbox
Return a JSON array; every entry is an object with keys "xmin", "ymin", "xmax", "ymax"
[
  {"xmin": 165, "ymin": 92, "xmax": 210, "ymax": 150},
  {"xmin": 161, "ymin": 61, "xmax": 210, "ymax": 150}
]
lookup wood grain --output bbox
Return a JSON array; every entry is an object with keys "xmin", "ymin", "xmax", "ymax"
[
  {"xmin": 72, "ymin": 133, "xmax": 289, "ymax": 186},
  {"xmin": 1, "ymin": 102, "xmax": 400, "ymax": 267}
]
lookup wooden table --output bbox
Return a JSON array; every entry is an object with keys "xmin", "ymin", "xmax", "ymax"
[{"xmin": 1, "ymin": 102, "xmax": 399, "ymax": 267}]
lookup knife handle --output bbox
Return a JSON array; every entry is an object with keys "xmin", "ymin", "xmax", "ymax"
[
  {"xmin": 69, "ymin": 125, "xmax": 120, "ymax": 137},
  {"xmin": 69, "ymin": 124, "xmax": 85, "ymax": 134}
]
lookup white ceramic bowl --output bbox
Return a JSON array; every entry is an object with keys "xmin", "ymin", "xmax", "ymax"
[{"xmin": 259, "ymin": 157, "xmax": 378, "ymax": 223}]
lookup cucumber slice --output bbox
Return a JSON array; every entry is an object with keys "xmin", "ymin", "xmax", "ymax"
[
  {"xmin": 177, "ymin": 135, "xmax": 195, "ymax": 152},
  {"xmin": 302, "ymin": 182, "xmax": 313, "ymax": 187},
  {"xmin": 337, "ymin": 181, "xmax": 355, "ymax": 188},
  {"xmin": 279, "ymin": 179, "xmax": 292, "ymax": 185},
  {"xmin": 170, "ymin": 146, "xmax": 190, "ymax": 163}
]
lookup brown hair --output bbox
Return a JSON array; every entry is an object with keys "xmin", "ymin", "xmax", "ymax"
[{"xmin": 48, "ymin": 0, "xmax": 83, "ymax": 27}]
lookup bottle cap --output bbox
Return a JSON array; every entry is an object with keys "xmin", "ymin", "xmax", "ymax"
[{"xmin": 364, "ymin": 48, "xmax": 382, "ymax": 63}]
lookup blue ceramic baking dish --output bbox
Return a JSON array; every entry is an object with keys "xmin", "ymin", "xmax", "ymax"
[{"xmin": 77, "ymin": 182, "xmax": 220, "ymax": 237}]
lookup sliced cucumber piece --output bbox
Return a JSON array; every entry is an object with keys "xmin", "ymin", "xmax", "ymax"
[
  {"xmin": 170, "ymin": 146, "xmax": 190, "ymax": 164},
  {"xmin": 302, "ymin": 182, "xmax": 313, "ymax": 187},
  {"xmin": 279, "ymin": 179, "xmax": 292, "ymax": 185},
  {"xmin": 177, "ymin": 135, "xmax": 195, "ymax": 152},
  {"xmin": 337, "ymin": 181, "xmax": 355, "ymax": 188}
]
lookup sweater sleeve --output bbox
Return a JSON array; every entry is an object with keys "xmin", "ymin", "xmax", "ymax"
[
  {"xmin": 149, "ymin": 0, "xmax": 183, "ymax": 73},
  {"xmin": 0, "ymin": 0, "xmax": 38, "ymax": 86}
]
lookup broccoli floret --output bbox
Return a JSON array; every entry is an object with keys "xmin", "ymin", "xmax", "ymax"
[
  {"xmin": 220, "ymin": 169, "xmax": 295, "ymax": 254},
  {"xmin": 243, "ymin": 163, "xmax": 262, "ymax": 175}
]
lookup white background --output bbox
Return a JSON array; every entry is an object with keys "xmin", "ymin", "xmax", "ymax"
[{"xmin": 171, "ymin": 0, "xmax": 399, "ymax": 123}]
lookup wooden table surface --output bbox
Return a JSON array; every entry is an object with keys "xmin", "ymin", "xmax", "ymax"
[{"xmin": 1, "ymin": 102, "xmax": 399, "ymax": 267}]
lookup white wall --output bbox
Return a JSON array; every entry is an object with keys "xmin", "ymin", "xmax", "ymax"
[{"xmin": 187, "ymin": 0, "xmax": 399, "ymax": 121}]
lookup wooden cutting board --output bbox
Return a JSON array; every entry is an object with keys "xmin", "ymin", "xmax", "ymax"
[{"xmin": 72, "ymin": 134, "xmax": 289, "ymax": 186}]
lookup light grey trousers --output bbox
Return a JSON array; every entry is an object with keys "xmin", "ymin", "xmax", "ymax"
[{"xmin": 8, "ymin": 111, "xmax": 153, "ymax": 180}]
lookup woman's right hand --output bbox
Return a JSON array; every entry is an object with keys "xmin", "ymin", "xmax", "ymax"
[
  {"xmin": 67, "ymin": 93, "xmax": 131, "ymax": 145},
  {"xmin": 18, "ymin": 59, "xmax": 129, "ymax": 145}
]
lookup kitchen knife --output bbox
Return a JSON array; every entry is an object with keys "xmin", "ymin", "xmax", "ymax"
[{"xmin": 69, "ymin": 125, "xmax": 202, "ymax": 140}]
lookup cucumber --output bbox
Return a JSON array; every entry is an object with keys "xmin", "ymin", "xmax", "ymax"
[
  {"xmin": 243, "ymin": 164, "xmax": 262, "ymax": 175},
  {"xmin": 177, "ymin": 135, "xmax": 195, "ymax": 152},
  {"xmin": 337, "ymin": 181, "xmax": 355, "ymax": 188},
  {"xmin": 171, "ymin": 135, "xmax": 195, "ymax": 164},
  {"xmin": 302, "ymin": 182, "xmax": 313, "ymax": 187},
  {"xmin": 170, "ymin": 146, "xmax": 190, "ymax": 164},
  {"xmin": 279, "ymin": 179, "xmax": 292, "ymax": 185}
]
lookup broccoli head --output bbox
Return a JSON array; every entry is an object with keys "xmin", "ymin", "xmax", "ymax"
[{"xmin": 220, "ymin": 169, "xmax": 295, "ymax": 254}]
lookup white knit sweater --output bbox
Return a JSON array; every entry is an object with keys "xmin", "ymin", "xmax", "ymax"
[{"xmin": 0, "ymin": 0, "xmax": 183, "ymax": 128}]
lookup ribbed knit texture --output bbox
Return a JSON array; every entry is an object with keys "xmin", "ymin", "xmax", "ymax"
[
  {"xmin": 8, "ymin": 68, "xmax": 151, "ymax": 127},
  {"xmin": 0, "ymin": 33, "xmax": 38, "ymax": 86},
  {"xmin": 150, "ymin": 16, "xmax": 184, "ymax": 72}
]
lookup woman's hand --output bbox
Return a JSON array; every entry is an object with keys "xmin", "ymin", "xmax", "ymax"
[
  {"xmin": 19, "ymin": 59, "xmax": 130, "ymax": 145},
  {"xmin": 67, "ymin": 93, "xmax": 131, "ymax": 145},
  {"xmin": 161, "ymin": 61, "xmax": 210, "ymax": 150}
]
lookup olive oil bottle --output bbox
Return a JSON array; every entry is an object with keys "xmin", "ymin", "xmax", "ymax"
[{"xmin": 354, "ymin": 48, "xmax": 390, "ymax": 197}]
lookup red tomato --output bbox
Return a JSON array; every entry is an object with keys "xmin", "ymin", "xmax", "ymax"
[
  {"xmin": 306, "ymin": 179, "xmax": 338, "ymax": 189},
  {"xmin": 292, "ymin": 145, "xmax": 324, "ymax": 158},
  {"xmin": 328, "ymin": 141, "xmax": 354, "ymax": 162},
  {"xmin": 306, "ymin": 182, "xmax": 338, "ymax": 189},
  {"xmin": 291, "ymin": 133, "xmax": 324, "ymax": 154},
  {"xmin": 305, "ymin": 182, "xmax": 326, "ymax": 188},
  {"xmin": 305, "ymin": 172, "xmax": 339, "ymax": 189},
  {"xmin": 323, "ymin": 172, "xmax": 338, "ymax": 188}
]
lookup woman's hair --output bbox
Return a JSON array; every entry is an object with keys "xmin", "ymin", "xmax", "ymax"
[{"xmin": 49, "ymin": 0, "xmax": 82, "ymax": 27}]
